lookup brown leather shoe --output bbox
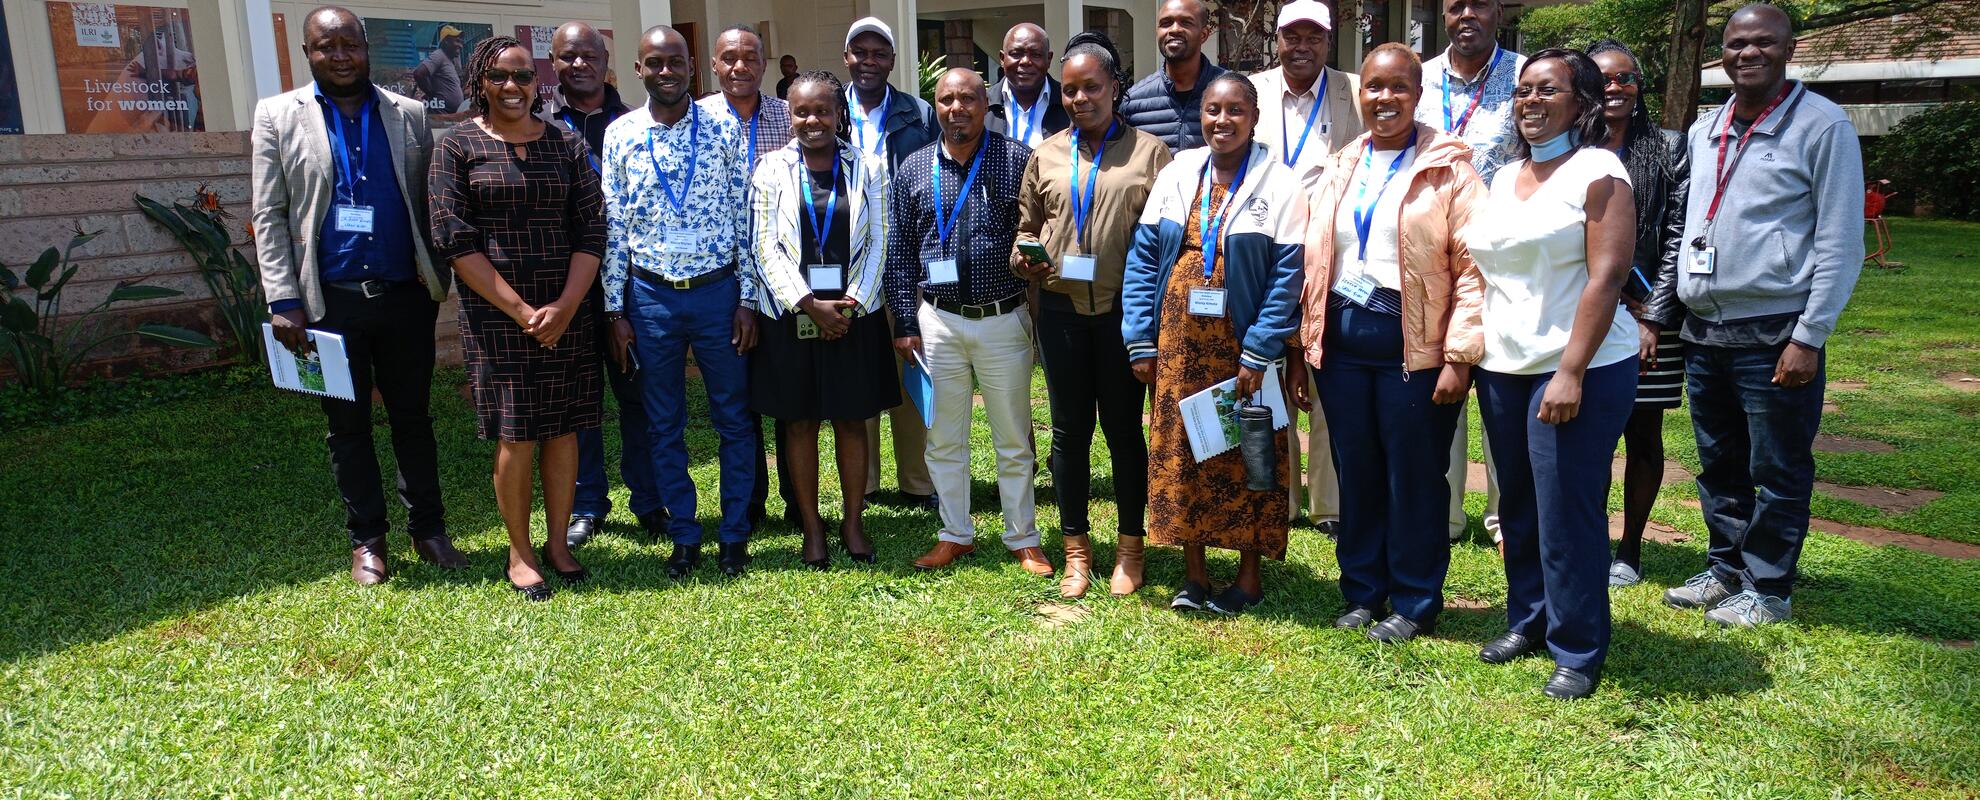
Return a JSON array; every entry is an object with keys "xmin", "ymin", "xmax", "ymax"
[
  {"xmin": 914, "ymin": 541, "xmax": 975, "ymax": 570},
  {"xmin": 412, "ymin": 534, "xmax": 469, "ymax": 569},
  {"xmin": 1012, "ymin": 546, "xmax": 1055, "ymax": 577},
  {"xmin": 1060, "ymin": 534, "xmax": 1093, "ymax": 598},
  {"xmin": 351, "ymin": 539, "xmax": 389, "ymax": 586},
  {"xmin": 1110, "ymin": 534, "xmax": 1145, "ymax": 596}
]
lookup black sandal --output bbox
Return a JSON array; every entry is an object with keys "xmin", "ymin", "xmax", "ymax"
[
  {"xmin": 840, "ymin": 518, "xmax": 876, "ymax": 564},
  {"xmin": 503, "ymin": 568, "xmax": 553, "ymax": 602},
  {"xmin": 539, "ymin": 544, "xmax": 590, "ymax": 585}
]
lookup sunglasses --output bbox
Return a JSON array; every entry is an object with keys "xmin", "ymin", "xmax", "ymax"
[
  {"xmin": 1604, "ymin": 71, "xmax": 1640, "ymax": 87},
  {"xmin": 483, "ymin": 68, "xmax": 538, "ymax": 86}
]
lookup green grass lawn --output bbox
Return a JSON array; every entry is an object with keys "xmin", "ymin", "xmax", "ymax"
[{"xmin": 1, "ymin": 219, "xmax": 1976, "ymax": 797}]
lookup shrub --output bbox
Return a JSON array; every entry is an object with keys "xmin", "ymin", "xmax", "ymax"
[{"xmin": 1872, "ymin": 101, "xmax": 1980, "ymax": 221}]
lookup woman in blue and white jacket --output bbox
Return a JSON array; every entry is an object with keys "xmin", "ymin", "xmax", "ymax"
[{"xmin": 1122, "ymin": 72, "xmax": 1307, "ymax": 616}]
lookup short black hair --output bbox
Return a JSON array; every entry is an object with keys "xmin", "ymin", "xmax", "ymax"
[
  {"xmin": 787, "ymin": 69, "xmax": 852, "ymax": 143},
  {"xmin": 1515, "ymin": 48, "xmax": 1608, "ymax": 160}
]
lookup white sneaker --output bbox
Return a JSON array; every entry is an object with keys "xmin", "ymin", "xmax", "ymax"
[{"xmin": 1706, "ymin": 590, "xmax": 1793, "ymax": 627}]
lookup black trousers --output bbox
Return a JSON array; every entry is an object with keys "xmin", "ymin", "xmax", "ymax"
[
  {"xmin": 752, "ymin": 415, "xmax": 797, "ymax": 517},
  {"xmin": 1036, "ymin": 295, "xmax": 1147, "ymax": 538},
  {"xmin": 312, "ymin": 283, "xmax": 445, "ymax": 547}
]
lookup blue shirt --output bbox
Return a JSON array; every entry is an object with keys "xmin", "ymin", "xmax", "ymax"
[{"xmin": 309, "ymin": 89, "xmax": 415, "ymax": 290}]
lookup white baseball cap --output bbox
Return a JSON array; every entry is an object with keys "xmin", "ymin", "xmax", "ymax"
[
  {"xmin": 1276, "ymin": 0, "xmax": 1334, "ymax": 31},
  {"xmin": 845, "ymin": 17, "xmax": 896, "ymax": 49}
]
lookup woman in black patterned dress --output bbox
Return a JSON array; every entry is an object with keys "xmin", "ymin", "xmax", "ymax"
[{"xmin": 429, "ymin": 36, "xmax": 605, "ymax": 601}]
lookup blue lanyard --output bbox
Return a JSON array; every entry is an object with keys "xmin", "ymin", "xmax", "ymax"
[
  {"xmin": 1006, "ymin": 83, "xmax": 1042, "ymax": 145},
  {"xmin": 1280, "ymin": 71, "xmax": 1327, "ymax": 167},
  {"xmin": 1352, "ymin": 130, "xmax": 1417, "ymax": 262},
  {"xmin": 563, "ymin": 110, "xmax": 600, "ymax": 172},
  {"xmin": 851, "ymin": 87, "xmax": 890, "ymax": 155},
  {"xmin": 325, "ymin": 92, "xmax": 374, "ymax": 202},
  {"xmin": 932, "ymin": 139, "xmax": 986, "ymax": 253},
  {"xmin": 800, "ymin": 150, "xmax": 843, "ymax": 261},
  {"xmin": 1442, "ymin": 47, "xmax": 1502, "ymax": 135},
  {"xmin": 646, "ymin": 106, "xmax": 699, "ymax": 214},
  {"xmin": 728, "ymin": 99, "xmax": 760, "ymax": 168},
  {"xmin": 1068, "ymin": 120, "xmax": 1117, "ymax": 247},
  {"xmin": 1196, "ymin": 153, "xmax": 1251, "ymax": 279}
]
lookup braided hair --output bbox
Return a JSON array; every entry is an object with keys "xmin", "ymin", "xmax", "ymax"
[
  {"xmin": 465, "ymin": 35, "xmax": 544, "ymax": 118},
  {"xmin": 788, "ymin": 69, "xmax": 852, "ymax": 144},
  {"xmin": 1061, "ymin": 30, "xmax": 1130, "ymax": 118},
  {"xmin": 1586, "ymin": 39, "xmax": 1654, "ymax": 144}
]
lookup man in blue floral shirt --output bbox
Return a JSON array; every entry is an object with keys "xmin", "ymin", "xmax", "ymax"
[{"xmin": 600, "ymin": 25, "xmax": 758, "ymax": 579}]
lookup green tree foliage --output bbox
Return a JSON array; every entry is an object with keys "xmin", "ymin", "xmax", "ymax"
[{"xmin": 1872, "ymin": 101, "xmax": 1980, "ymax": 220}]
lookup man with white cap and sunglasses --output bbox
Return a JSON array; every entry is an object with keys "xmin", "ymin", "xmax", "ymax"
[{"xmin": 1250, "ymin": 0, "xmax": 1364, "ymax": 540}]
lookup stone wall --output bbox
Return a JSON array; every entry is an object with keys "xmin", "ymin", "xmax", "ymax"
[{"xmin": 0, "ymin": 133, "xmax": 461, "ymax": 383}]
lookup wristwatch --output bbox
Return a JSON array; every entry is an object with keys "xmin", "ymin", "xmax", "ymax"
[{"xmin": 604, "ymin": 311, "xmax": 627, "ymax": 322}]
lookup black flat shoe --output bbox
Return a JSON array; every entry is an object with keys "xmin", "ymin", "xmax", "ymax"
[
  {"xmin": 539, "ymin": 544, "xmax": 589, "ymax": 585},
  {"xmin": 1206, "ymin": 586, "xmax": 1264, "ymax": 616},
  {"xmin": 840, "ymin": 519, "xmax": 875, "ymax": 564},
  {"xmin": 566, "ymin": 515, "xmax": 599, "ymax": 549},
  {"xmin": 1334, "ymin": 605, "xmax": 1382, "ymax": 629},
  {"xmin": 1170, "ymin": 580, "xmax": 1212, "ymax": 612},
  {"xmin": 1479, "ymin": 631, "xmax": 1541, "ymax": 664},
  {"xmin": 502, "ymin": 568, "xmax": 552, "ymax": 602},
  {"xmin": 1367, "ymin": 613, "xmax": 1432, "ymax": 644},
  {"xmin": 637, "ymin": 511, "xmax": 668, "ymax": 544},
  {"xmin": 666, "ymin": 544, "xmax": 702, "ymax": 580},
  {"xmin": 718, "ymin": 542, "xmax": 751, "ymax": 577},
  {"xmin": 1543, "ymin": 665, "xmax": 1600, "ymax": 700}
]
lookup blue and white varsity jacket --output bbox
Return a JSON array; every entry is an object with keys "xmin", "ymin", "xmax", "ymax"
[{"xmin": 1121, "ymin": 142, "xmax": 1308, "ymax": 371}]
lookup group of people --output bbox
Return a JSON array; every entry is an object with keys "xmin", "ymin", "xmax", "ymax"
[{"xmin": 252, "ymin": 0, "xmax": 1862, "ymax": 700}]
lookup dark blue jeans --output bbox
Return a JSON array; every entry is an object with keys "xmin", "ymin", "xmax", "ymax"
[
  {"xmin": 1314, "ymin": 301, "xmax": 1461, "ymax": 623},
  {"xmin": 628, "ymin": 272, "xmax": 757, "ymax": 545},
  {"xmin": 1477, "ymin": 358, "xmax": 1636, "ymax": 672},
  {"xmin": 573, "ymin": 331, "xmax": 660, "ymax": 520},
  {"xmin": 1686, "ymin": 342, "xmax": 1824, "ymax": 598}
]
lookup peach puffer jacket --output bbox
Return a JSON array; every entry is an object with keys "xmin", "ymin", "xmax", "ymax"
[{"xmin": 1299, "ymin": 123, "xmax": 1487, "ymax": 373}]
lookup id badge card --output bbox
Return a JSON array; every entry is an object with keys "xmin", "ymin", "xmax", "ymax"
[
  {"xmin": 663, "ymin": 230, "xmax": 699, "ymax": 253},
  {"xmin": 1334, "ymin": 272, "xmax": 1378, "ymax": 307},
  {"xmin": 1187, "ymin": 287, "xmax": 1227, "ymax": 317},
  {"xmin": 334, "ymin": 205, "xmax": 375, "ymax": 233},
  {"xmin": 808, "ymin": 264, "xmax": 846, "ymax": 293},
  {"xmin": 1687, "ymin": 245, "xmax": 1716, "ymax": 275},
  {"xmin": 926, "ymin": 259, "xmax": 959, "ymax": 286},
  {"xmin": 1060, "ymin": 254, "xmax": 1097, "ymax": 282},
  {"xmin": 796, "ymin": 315, "xmax": 820, "ymax": 339}
]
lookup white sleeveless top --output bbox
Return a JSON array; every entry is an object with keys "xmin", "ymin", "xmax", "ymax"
[{"xmin": 1461, "ymin": 148, "xmax": 1638, "ymax": 375}]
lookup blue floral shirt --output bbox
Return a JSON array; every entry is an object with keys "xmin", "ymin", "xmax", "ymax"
[
  {"xmin": 1416, "ymin": 47, "xmax": 1528, "ymax": 183},
  {"xmin": 599, "ymin": 103, "xmax": 754, "ymax": 312}
]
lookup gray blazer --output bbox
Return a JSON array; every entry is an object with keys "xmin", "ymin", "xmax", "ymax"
[{"xmin": 251, "ymin": 83, "xmax": 448, "ymax": 321}]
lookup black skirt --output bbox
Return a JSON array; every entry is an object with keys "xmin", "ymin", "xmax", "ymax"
[{"xmin": 749, "ymin": 309, "xmax": 901, "ymax": 422}]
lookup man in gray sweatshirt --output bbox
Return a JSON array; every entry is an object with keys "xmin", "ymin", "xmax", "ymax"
[{"xmin": 1656, "ymin": 3, "xmax": 1863, "ymax": 627}]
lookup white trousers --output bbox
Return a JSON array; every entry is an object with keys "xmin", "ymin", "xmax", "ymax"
[
  {"xmin": 1297, "ymin": 370, "xmax": 1341, "ymax": 521},
  {"xmin": 919, "ymin": 303, "xmax": 1041, "ymax": 550},
  {"xmin": 1448, "ymin": 393, "xmax": 1503, "ymax": 539}
]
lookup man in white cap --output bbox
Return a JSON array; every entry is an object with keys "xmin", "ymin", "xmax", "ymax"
[
  {"xmin": 843, "ymin": 16, "xmax": 943, "ymax": 509},
  {"xmin": 1249, "ymin": 0, "xmax": 1363, "ymax": 541}
]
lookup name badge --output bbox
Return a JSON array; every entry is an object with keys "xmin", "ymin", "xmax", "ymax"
[
  {"xmin": 1188, "ymin": 287, "xmax": 1227, "ymax": 317},
  {"xmin": 1687, "ymin": 245, "xmax": 1716, "ymax": 275},
  {"xmin": 808, "ymin": 264, "xmax": 845, "ymax": 292},
  {"xmin": 1334, "ymin": 272, "xmax": 1378, "ymax": 307},
  {"xmin": 1059, "ymin": 254, "xmax": 1097, "ymax": 282},
  {"xmin": 796, "ymin": 315, "xmax": 820, "ymax": 339},
  {"xmin": 927, "ymin": 258, "xmax": 959, "ymax": 286},
  {"xmin": 334, "ymin": 205, "xmax": 375, "ymax": 233},
  {"xmin": 664, "ymin": 230, "xmax": 699, "ymax": 253}
]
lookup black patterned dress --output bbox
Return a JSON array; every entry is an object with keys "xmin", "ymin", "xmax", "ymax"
[{"xmin": 429, "ymin": 120, "xmax": 606, "ymax": 441}]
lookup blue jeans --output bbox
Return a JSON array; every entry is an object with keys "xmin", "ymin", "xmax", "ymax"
[
  {"xmin": 1477, "ymin": 358, "xmax": 1636, "ymax": 672},
  {"xmin": 628, "ymin": 272, "xmax": 757, "ymax": 545},
  {"xmin": 1686, "ymin": 342, "xmax": 1824, "ymax": 598},
  {"xmin": 573, "ymin": 333, "xmax": 661, "ymax": 520}
]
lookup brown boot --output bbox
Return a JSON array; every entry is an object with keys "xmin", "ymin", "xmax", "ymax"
[
  {"xmin": 350, "ymin": 538, "xmax": 389, "ymax": 586},
  {"xmin": 1060, "ymin": 534, "xmax": 1093, "ymax": 598},
  {"xmin": 914, "ymin": 541, "xmax": 975, "ymax": 570},
  {"xmin": 1110, "ymin": 534, "xmax": 1145, "ymax": 596}
]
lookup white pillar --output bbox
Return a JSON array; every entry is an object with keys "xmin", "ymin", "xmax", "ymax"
[
  {"xmin": 1044, "ymin": 0, "xmax": 1084, "ymax": 48},
  {"xmin": 612, "ymin": 0, "xmax": 675, "ymax": 108},
  {"xmin": 876, "ymin": 0, "xmax": 919, "ymax": 94},
  {"xmin": 239, "ymin": 0, "xmax": 281, "ymax": 102}
]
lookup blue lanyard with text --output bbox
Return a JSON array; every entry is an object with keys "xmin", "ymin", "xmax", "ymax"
[
  {"xmin": 563, "ymin": 110, "xmax": 601, "ymax": 172},
  {"xmin": 1281, "ymin": 71, "xmax": 1328, "ymax": 167},
  {"xmin": 326, "ymin": 92, "xmax": 374, "ymax": 202},
  {"xmin": 1196, "ymin": 153, "xmax": 1251, "ymax": 278},
  {"xmin": 933, "ymin": 140, "xmax": 986, "ymax": 254},
  {"xmin": 1442, "ymin": 47, "xmax": 1502, "ymax": 135},
  {"xmin": 1006, "ymin": 84, "xmax": 1042, "ymax": 145},
  {"xmin": 728, "ymin": 100, "xmax": 760, "ymax": 167},
  {"xmin": 800, "ymin": 151, "xmax": 843, "ymax": 261},
  {"xmin": 1352, "ymin": 130, "xmax": 1417, "ymax": 261},
  {"xmin": 646, "ymin": 106, "xmax": 699, "ymax": 214},
  {"xmin": 1068, "ymin": 120, "xmax": 1117, "ymax": 248},
  {"xmin": 851, "ymin": 87, "xmax": 890, "ymax": 155}
]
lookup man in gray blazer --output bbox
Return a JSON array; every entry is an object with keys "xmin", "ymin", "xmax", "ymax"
[{"xmin": 251, "ymin": 5, "xmax": 463, "ymax": 586}]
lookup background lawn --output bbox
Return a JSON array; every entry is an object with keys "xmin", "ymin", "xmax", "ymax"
[{"xmin": 1, "ymin": 218, "xmax": 1975, "ymax": 797}]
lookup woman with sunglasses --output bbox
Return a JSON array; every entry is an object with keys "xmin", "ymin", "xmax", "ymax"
[
  {"xmin": 1587, "ymin": 39, "xmax": 1691, "ymax": 588},
  {"xmin": 1460, "ymin": 48, "xmax": 1637, "ymax": 699},
  {"xmin": 429, "ymin": 36, "xmax": 607, "ymax": 601}
]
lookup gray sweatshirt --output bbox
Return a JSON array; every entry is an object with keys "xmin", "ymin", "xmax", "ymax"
[{"xmin": 1673, "ymin": 81, "xmax": 1863, "ymax": 349}]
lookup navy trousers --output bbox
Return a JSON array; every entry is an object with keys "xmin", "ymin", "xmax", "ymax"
[
  {"xmin": 1477, "ymin": 358, "xmax": 1636, "ymax": 672},
  {"xmin": 627, "ymin": 272, "xmax": 757, "ymax": 545},
  {"xmin": 1687, "ymin": 342, "xmax": 1824, "ymax": 598},
  {"xmin": 573, "ymin": 329, "xmax": 661, "ymax": 521},
  {"xmin": 1313, "ymin": 301, "xmax": 1460, "ymax": 623}
]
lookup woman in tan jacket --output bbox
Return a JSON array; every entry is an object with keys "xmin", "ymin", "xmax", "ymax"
[{"xmin": 1295, "ymin": 43, "xmax": 1486, "ymax": 643}]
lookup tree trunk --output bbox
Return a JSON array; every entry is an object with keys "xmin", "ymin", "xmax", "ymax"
[{"xmin": 1663, "ymin": 0, "xmax": 1709, "ymax": 130}]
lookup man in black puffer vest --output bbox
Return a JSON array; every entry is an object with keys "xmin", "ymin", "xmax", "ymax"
[{"xmin": 1122, "ymin": 0, "xmax": 1226, "ymax": 152}]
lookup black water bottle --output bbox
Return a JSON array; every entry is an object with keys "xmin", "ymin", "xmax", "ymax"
[{"xmin": 1238, "ymin": 401, "xmax": 1276, "ymax": 492}]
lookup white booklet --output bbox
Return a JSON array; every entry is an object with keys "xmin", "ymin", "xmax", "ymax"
[
  {"xmin": 1178, "ymin": 365, "xmax": 1289, "ymax": 463},
  {"xmin": 261, "ymin": 322, "xmax": 356, "ymax": 401}
]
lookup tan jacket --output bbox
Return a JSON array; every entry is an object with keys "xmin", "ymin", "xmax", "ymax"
[
  {"xmin": 1300, "ymin": 124, "xmax": 1485, "ymax": 371},
  {"xmin": 1013, "ymin": 124, "xmax": 1171, "ymax": 315},
  {"xmin": 251, "ymin": 83, "xmax": 447, "ymax": 321},
  {"xmin": 1250, "ymin": 65, "xmax": 1365, "ymax": 194}
]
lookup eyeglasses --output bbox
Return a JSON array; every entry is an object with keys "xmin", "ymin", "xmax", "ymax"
[
  {"xmin": 483, "ymin": 68, "xmax": 537, "ymax": 86},
  {"xmin": 1512, "ymin": 86, "xmax": 1564, "ymax": 99},
  {"xmin": 1604, "ymin": 71, "xmax": 1640, "ymax": 87}
]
